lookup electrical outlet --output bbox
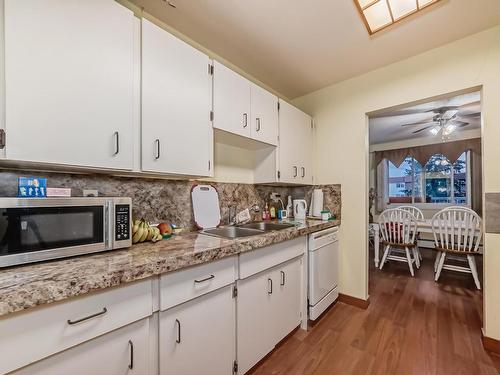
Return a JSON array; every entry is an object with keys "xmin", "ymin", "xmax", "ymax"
[{"xmin": 83, "ymin": 189, "xmax": 99, "ymax": 197}]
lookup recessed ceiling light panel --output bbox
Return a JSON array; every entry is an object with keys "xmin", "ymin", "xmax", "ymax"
[{"xmin": 355, "ymin": 0, "xmax": 442, "ymax": 35}]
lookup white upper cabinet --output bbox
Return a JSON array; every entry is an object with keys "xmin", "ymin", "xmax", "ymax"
[
  {"xmin": 250, "ymin": 83, "xmax": 279, "ymax": 146},
  {"xmin": 278, "ymin": 100, "xmax": 313, "ymax": 184},
  {"xmin": 4, "ymin": 0, "xmax": 135, "ymax": 170},
  {"xmin": 213, "ymin": 62, "xmax": 251, "ymax": 138},
  {"xmin": 213, "ymin": 62, "xmax": 278, "ymax": 145},
  {"xmin": 141, "ymin": 19, "xmax": 213, "ymax": 177}
]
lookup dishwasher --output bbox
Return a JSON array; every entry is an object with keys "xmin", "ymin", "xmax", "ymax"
[{"xmin": 308, "ymin": 226, "xmax": 339, "ymax": 321}]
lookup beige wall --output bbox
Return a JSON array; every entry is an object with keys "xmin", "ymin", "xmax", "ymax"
[{"xmin": 294, "ymin": 25, "xmax": 500, "ymax": 339}]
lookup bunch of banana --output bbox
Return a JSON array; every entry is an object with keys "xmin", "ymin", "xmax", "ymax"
[{"xmin": 132, "ymin": 219, "xmax": 163, "ymax": 244}]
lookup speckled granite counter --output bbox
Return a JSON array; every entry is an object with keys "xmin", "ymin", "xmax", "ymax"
[{"xmin": 0, "ymin": 219, "xmax": 339, "ymax": 318}]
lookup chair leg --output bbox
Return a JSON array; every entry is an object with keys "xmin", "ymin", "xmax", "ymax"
[
  {"xmin": 435, "ymin": 252, "xmax": 446, "ymax": 282},
  {"xmin": 467, "ymin": 255, "xmax": 481, "ymax": 290},
  {"xmin": 379, "ymin": 245, "xmax": 391, "ymax": 270},
  {"xmin": 434, "ymin": 252, "xmax": 441, "ymax": 272},
  {"xmin": 405, "ymin": 247, "xmax": 415, "ymax": 277},
  {"xmin": 412, "ymin": 247, "xmax": 421, "ymax": 269}
]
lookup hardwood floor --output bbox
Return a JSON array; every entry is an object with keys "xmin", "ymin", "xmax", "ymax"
[{"xmin": 251, "ymin": 248, "xmax": 500, "ymax": 375}]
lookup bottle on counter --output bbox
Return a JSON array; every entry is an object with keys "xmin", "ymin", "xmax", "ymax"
[
  {"xmin": 269, "ymin": 200, "xmax": 276, "ymax": 219},
  {"xmin": 286, "ymin": 196, "xmax": 293, "ymax": 218}
]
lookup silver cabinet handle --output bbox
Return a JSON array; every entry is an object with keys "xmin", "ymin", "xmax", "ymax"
[
  {"xmin": 280, "ymin": 271, "xmax": 286, "ymax": 286},
  {"xmin": 256, "ymin": 118, "xmax": 261, "ymax": 132},
  {"xmin": 175, "ymin": 319, "xmax": 181, "ymax": 344},
  {"xmin": 67, "ymin": 307, "xmax": 107, "ymax": 325},
  {"xmin": 293, "ymin": 166, "xmax": 298, "ymax": 178},
  {"xmin": 301, "ymin": 167, "xmax": 305, "ymax": 178},
  {"xmin": 113, "ymin": 131, "xmax": 120, "ymax": 155},
  {"xmin": 194, "ymin": 274, "xmax": 215, "ymax": 283},
  {"xmin": 155, "ymin": 139, "xmax": 161, "ymax": 160},
  {"xmin": 243, "ymin": 113, "xmax": 248, "ymax": 128},
  {"xmin": 267, "ymin": 278, "xmax": 273, "ymax": 294},
  {"xmin": 128, "ymin": 340, "xmax": 134, "ymax": 370}
]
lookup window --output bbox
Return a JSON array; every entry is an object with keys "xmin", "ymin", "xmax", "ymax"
[{"xmin": 387, "ymin": 152, "xmax": 469, "ymax": 205}]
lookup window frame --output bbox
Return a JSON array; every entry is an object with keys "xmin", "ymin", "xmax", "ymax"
[{"xmin": 386, "ymin": 151, "xmax": 471, "ymax": 209}]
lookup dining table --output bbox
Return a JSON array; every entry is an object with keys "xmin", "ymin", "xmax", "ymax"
[{"xmin": 370, "ymin": 219, "xmax": 482, "ymax": 267}]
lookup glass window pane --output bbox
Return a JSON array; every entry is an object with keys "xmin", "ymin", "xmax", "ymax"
[
  {"xmin": 453, "ymin": 152, "xmax": 467, "ymax": 204},
  {"xmin": 388, "ymin": 157, "xmax": 413, "ymax": 203},
  {"xmin": 413, "ymin": 161, "xmax": 424, "ymax": 203},
  {"xmin": 389, "ymin": 0, "xmax": 417, "ymax": 20},
  {"xmin": 424, "ymin": 154, "xmax": 452, "ymax": 204},
  {"xmin": 363, "ymin": 1, "xmax": 392, "ymax": 32}
]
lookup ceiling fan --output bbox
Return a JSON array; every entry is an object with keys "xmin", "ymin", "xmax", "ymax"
[{"xmin": 400, "ymin": 102, "xmax": 480, "ymax": 140}]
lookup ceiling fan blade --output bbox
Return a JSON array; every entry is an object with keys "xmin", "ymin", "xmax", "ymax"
[
  {"xmin": 401, "ymin": 120, "xmax": 436, "ymax": 127},
  {"xmin": 458, "ymin": 112, "xmax": 481, "ymax": 118},
  {"xmin": 412, "ymin": 125, "xmax": 433, "ymax": 134},
  {"xmin": 452, "ymin": 120, "xmax": 469, "ymax": 127}
]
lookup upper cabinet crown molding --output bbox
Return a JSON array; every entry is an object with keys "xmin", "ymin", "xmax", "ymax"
[{"xmin": 4, "ymin": 0, "xmax": 135, "ymax": 170}]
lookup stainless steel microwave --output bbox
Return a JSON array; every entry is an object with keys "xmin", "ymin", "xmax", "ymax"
[{"xmin": 0, "ymin": 197, "xmax": 132, "ymax": 268}]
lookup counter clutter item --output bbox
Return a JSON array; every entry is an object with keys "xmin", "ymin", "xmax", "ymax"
[{"xmin": 0, "ymin": 219, "xmax": 340, "ymax": 318}]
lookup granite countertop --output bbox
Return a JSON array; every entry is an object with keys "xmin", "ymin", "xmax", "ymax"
[{"xmin": 0, "ymin": 219, "xmax": 339, "ymax": 318}]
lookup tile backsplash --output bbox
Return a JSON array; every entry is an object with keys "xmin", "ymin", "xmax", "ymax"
[{"xmin": 0, "ymin": 170, "xmax": 341, "ymax": 231}]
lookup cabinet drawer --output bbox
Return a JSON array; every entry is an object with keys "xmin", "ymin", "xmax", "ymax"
[
  {"xmin": 0, "ymin": 279, "xmax": 153, "ymax": 374},
  {"xmin": 239, "ymin": 237, "xmax": 306, "ymax": 279},
  {"xmin": 160, "ymin": 256, "xmax": 237, "ymax": 311}
]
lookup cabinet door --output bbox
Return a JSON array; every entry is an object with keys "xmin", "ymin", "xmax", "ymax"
[
  {"xmin": 274, "ymin": 258, "xmax": 302, "ymax": 343},
  {"xmin": 4, "ymin": 0, "xmax": 135, "ymax": 170},
  {"xmin": 237, "ymin": 271, "xmax": 275, "ymax": 375},
  {"xmin": 12, "ymin": 319, "xmax": 150, "ymax": 375},
  {"xmin": 213, "ymin": 62, "xmax": 251, "ymax": 138},
  {"xmin": 142, "ymin": 19, "xmax": 212, "ymax": 177},
  {"xmin": 297, "ymin": 115, "xmax": 313, "ymax": 184},
  {"xmin": 159, "ymin": 285, "xmax": 235, "ymax": 375},
  {"xmin": 250, "ymin": 83, "xmax": 278, "ymax": 146},
  {"xmin": 278, "ymin": 100, "xmax": 312, "ymax": 183}
]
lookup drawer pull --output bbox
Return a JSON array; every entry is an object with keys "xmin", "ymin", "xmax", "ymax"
[
  {"xmin": 194, "ymin": 274, "xmax": 215, "ymax": 284},
  {"xmin": 268, "ymin": 278, "xmax": 273, "ymax": 295},
  {"xmin": 67, "ymin": 307, "xmax": 107, "ymax": 325},
  {"xmin": 243, "ymin": 113, "xmax": 248, "ymax": 128},
  {"xmin": 175, "ymin": 319, "xmax": 181, "ymax": 344},
  {"xmin": 128, "ymin": 340, "xmax": 134, "ymax": 370},
  {"xmin": 280, "ymin": 271, "xmax": 286, "ymax": 286}
]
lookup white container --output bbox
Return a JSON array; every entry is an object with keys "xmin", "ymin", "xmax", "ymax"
[{"xmin": 293, "ymin": 199, "xmax": 307, "ymax": 220}]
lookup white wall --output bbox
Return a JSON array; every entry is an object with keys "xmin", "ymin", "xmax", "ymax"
[{"xmin": 294, "ymin": 25, "xmax": 500, "ymax": 339}]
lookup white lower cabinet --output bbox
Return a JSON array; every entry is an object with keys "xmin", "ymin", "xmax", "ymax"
[
  {"xmin": 237, "ymin": 257, "xmax": 302, "ymax": 374},
  {"xmin": 159, "ymin": 285, "xmax": 236, "ymax": 375},
  {"xmin": 12, "ymin": 318, "xmax": 150, "ymax": 375}
]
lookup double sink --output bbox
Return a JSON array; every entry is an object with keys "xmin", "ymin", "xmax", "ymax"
[{"xmin": 202, "ymin": 222, "xmax": 295, "ymax": 239}]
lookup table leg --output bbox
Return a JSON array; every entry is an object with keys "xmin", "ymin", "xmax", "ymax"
[{"xmin": 374, "ymin": 225, "xmax": 380, "ymax": 268}]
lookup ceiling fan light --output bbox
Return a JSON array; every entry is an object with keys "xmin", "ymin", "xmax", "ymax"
[
  {"xmin": 443, "ymin": 124, "xmax": 457, "ymax": 136},
  {"xmin": 430, "ymin": 127, "xmax": 440, "ymax": 135}
]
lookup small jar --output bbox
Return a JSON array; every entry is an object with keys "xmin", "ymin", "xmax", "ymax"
[{"xmin": 321, "ymin": 210, "xmax": 331, "ymax": 221}]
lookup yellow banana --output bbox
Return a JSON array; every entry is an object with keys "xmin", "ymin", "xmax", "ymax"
[
  {"xmin": 139, "ymin": 222, "xmax": 149, "ymax": 242},
  {"xmin": 132, "ymin": 226, "xmax": 143, "ymax": 244}
]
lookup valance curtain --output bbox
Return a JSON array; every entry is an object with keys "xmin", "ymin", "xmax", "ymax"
[{"xmin": 374, "ymin": 138, "xmax": 481, "ymax": 167}]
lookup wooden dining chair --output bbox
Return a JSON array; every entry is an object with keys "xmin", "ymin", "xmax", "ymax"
[
  {"xmin": 398, "ymin": 205, "xmax": 424, "ymax": 261},
  {"xmin": 379, "ymin": 208, "xmax": 419, "ymax": 276},
  {"xmin": 431, "ymin": 208, "xmax": 483, "ymax": 289}
]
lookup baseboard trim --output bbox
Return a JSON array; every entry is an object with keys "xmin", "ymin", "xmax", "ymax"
[
  {"xmin": 338, "ymin": 293, "xmax": 370, "ymax": 310},
  {"xmin": 482, "ymin": 332, "xmax": 500, "ymax": 354}
]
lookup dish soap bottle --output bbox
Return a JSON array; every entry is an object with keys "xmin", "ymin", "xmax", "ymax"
[
  {"xmin": 286, "ymin": 196, "xmax": 293, "ymax": 218},
  {"xmin": 269, "ymin": 200, "xmax": 276, "ymax": 219}
]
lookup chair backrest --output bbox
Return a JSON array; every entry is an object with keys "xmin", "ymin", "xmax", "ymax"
[
  {"xmin": 443, "ymin": 206, "xmax": 475, "ymax": 212},
  {"xmin": 431, "ymin": 208, "xmax": 482, "ymax": 252},
  {"xmin": 397, "ymin": 205, "xmax": 424, "ymax": 221},
  {"xmin": 379, "ymin": 208, "xmax": 417, "ymax": 246}
]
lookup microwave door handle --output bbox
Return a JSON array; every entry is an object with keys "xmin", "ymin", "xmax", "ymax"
[{"xmin": 105, "ymin": 202, "xmax": 111, "ymax": 249}]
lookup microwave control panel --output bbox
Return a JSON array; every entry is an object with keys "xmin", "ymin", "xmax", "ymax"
[{"xmin": 115, "ymin": 205, "xmax": 130, "ymax": 241}]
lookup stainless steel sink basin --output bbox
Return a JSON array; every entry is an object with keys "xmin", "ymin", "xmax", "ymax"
[
  {"xmin": 201, "ymin": 222, "xmax": 295, "ymax": 239},
  {"xmin": 238, "ymin": 222, "xmax": 295, "ymax": 231},
  {"xmin": 202, "ymin": 226, "xmax": 264, "ymax": 239}
]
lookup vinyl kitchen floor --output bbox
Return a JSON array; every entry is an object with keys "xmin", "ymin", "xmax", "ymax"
[{"xmin": 250, "ymin": 248, "xmax": 500, "ymax": 375}]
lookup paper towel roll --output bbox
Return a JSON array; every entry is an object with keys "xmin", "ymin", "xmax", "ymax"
[{"xmin": 312, "ymin": 189, "xmax": 324, "ymax": 217}]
